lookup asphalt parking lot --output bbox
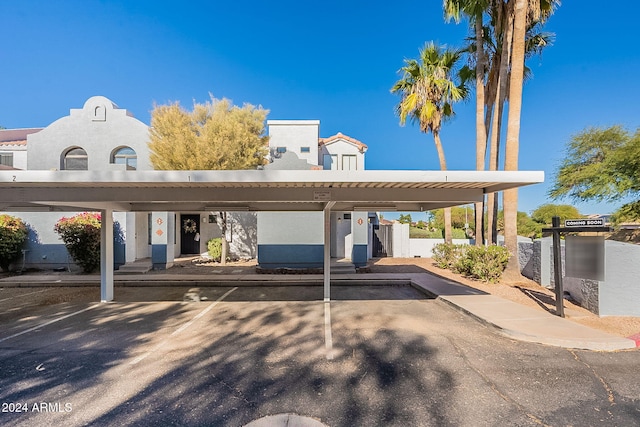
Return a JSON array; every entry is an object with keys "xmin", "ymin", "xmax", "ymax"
[
  {"xmin": 1, "ymin": 284, "xmax": 639, "ymax": 427},
  {"xmin": 1, "ymin": 284, "xmax": 442, "ymax": 426}
]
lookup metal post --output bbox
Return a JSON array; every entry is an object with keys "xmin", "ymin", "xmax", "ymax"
[
  {"xmin": 323, "ymin": 202, "xmax": 335, "ymax": 302},
  {"xmin": 100, "ymin": 208, "xmax": 114, "ymax": 302},
  {"xmin": 551, "ymin": 216, "xmax": 564, "ymax": 317}
]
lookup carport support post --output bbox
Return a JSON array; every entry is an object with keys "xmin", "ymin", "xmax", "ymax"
[
  {"xmin": 324, "ymin": 202, "xmax": 335, "ymax": 302},
  {"xmin": 100, "ymin": 208, "xmax": 114, "ymax": 302}
]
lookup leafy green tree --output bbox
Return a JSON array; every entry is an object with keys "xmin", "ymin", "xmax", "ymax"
[
  {"xmin": 398, "ymin": 213, "xmax": 413, "ymax": 224},
  {"xmin": 550, "ymin": 126, "xmax": 640, "ymax": 219},
  {"xmin": 431, "ymin": 206, "xmax": 474, "ymax": 232},
  {"xmin": 0, "ymin": 215, "xmax": 28, "ymax": 271},
  {"xmin": 517, "ymin": 211, "xmax": 543, "ymax": 239},
  {"xmin": 391, "ymin": 42, "xmax": 470, "ymax": 243},
  {"xmin": 149, "ymin": 94, "xmax": 270, "ymax": 264},
  {"xmin": 531, "ymin": 203, "xmax": 581, "ymax": 225},
  {"xmin": 611, "ymin": 201, "xmax": 640, "ymax": 225},
  {"xmin": 490, "ymin": 210, "xmax": 543, "ymax": 239}
]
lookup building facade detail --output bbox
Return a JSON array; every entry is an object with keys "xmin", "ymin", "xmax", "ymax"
[{"xmin": 0, "ymin": 97, "xmax": 374, "ymax": 271}]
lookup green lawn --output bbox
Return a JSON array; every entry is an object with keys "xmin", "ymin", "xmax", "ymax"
[{"xmin": 409, "ymin": 226, "xmax": 442, "ymax": 239}]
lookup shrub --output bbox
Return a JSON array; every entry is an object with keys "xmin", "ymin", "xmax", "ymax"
[
  {"xmin": 432, "ymin": 243, "xmax": 466, "ymax": 269},
  {"xmin": 54, "ymin": 212, "xmax": 101, "ymax": 273},
  {"xmin": 434, "ymin": 243, "xmax": 510, "ymax": 283},
  {"xmin": 469, "ymin": 245, "xmax": 510, "ymax": 283},
  {"xmin": 0, "ymin": 215, "xmax": 28, "ymax": 272},
  {"xmin": 207, "ymin": 238, "xmax": 223, "ymax": 262}
]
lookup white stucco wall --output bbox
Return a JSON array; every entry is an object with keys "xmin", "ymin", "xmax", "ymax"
[
  {"xmin": 598, "ymin": 241, "xmax": 640, "ymax": 316},
  {"xmin": 257, "ymin": 212, "xmax": 324, "ymax": 244},
  {"xmin": 392, "ymin": 223, "xmax": 410, "ymax": 257},
  {"xmin": 267, "ymin": 120, "xmax": 320, "ymax": 166},
  {"xmin": 27, "ymin": 96, "xmax": 151, "ymax": 171},
  {"xmin": 319, "ymin": 140, "xmax": 365, "ymax": 170},
  {"xmin": 408, "ymin": 238, "xmax": 475, "ymax": 258},
  {"xmin": 1, "ymin": 145, "xmax": 28, "ymax": 169}
]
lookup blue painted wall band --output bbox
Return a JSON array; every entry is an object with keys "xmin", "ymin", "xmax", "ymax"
[{"xmin": 258, "ymin": 244, "xmax": 324, "ymax": 268}]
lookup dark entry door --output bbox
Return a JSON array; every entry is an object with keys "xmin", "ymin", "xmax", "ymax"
[{"xmin": 180, "ymin": 214, "xmax": 201, "ymax": 255}]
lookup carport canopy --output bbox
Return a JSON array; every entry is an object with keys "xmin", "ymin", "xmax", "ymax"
[{"xmin": 1, "ymin": 169, "xmax": 544, "ymax": 301}]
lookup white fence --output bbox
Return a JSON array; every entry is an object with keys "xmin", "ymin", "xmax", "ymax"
[{"xmin": 389, "ymin": 223, "xmax": 473, "ymax": 258}]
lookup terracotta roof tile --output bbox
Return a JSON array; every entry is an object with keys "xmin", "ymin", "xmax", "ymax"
[
  {"xmin": 0, "ymin": 128, "xmax": 43, "ymax": 146},
  {"xmin": 0, "ymin": 164, "xmax": 21, "ymax": 170},
  {"xmin": 318, "ymin": 132, "xmax": 368, "ymax": 151}
]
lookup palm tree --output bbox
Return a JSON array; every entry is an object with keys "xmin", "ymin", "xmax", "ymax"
[
  {"xmin": 501, "ymin": 0, "xmax": 527, "ymax": 276},
  {"xmin": 391, "ymin": 42, "xmax": 470, "ymax": 244},
  {"xmin": 444, "ymin": 0, "xmax": 490, "ymax": 246},
  {"xmin": 503, "ymin": 0, "xmax": 559, "ymax": 275}
]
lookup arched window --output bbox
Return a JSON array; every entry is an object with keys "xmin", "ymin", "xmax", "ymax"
[
  {"xmin": 111, "ymin": 146, "xmax": 137, "ymax": 170},
  {"xmin": 62, "ymin": 147, "xmax": 88, "ymax": 170}
]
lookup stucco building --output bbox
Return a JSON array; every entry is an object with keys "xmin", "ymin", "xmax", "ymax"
[{"xmin": 0, "ymin": 96, "xmax": 374, "ymax": 271}]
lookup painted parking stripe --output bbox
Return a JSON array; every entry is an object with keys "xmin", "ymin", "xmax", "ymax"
[
  {"xmin": 324, "ymin": 302, "xmax": 334, "ymax": 360},
  {"xmin": 0, "ymin": 304, "xmax": 99, "ymax": 343},
  {"xmin": 129, "ymin": 287, "xmax": 238, "ymax": 365}
]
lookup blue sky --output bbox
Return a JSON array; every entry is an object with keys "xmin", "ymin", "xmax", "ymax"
[{"xmin": 1, "ymin": 1, "xmax": 638, "ymax": 220}]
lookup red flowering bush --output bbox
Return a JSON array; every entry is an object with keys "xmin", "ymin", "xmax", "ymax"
[
  {"xmin": 54, "ymin": 212, "xmax": 101, "ymax": 273},
  {"xmin": 0, "ymin": 214, "xmax": 28, "ymax": 272}
]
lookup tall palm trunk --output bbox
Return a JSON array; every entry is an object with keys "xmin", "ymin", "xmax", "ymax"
[
  {"xmin": 474, "ymin": 12, "xmax": 487, "ymax": 246},
  {"xmin": 487, "ymin": 96, "xmax": 504, "ymax": 244},
  {"xmin": 489, "ymin": 6, "xmax": 513, "ymax": 244},
  {"xmin": 433, "ymin": 132, "xmax": 452, "ymax": 244},
  {"xmin": 503, "ymin": 0, "xmax": 527, "ymax": 276}
]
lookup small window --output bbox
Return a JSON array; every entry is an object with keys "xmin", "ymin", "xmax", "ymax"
[
  {"xmin": 342, "ymin": 154, "xmax": 357, "ymax": 170},
  {"xmin": 62, "ymin": 147, "xmax": 88, "ymax": 170},
  {"xmin": 344, "ymin": 213, "xmax": 352, "ymax": 220},
  {"xmin": 276, "ymin": 147, "xmax": 286, "ymax": 153},
  {"xmin": 112, "ymin": 146, "xmax": 137, "ymax": 170},
  {"xmin": 0, "ymin": 153, "xmax": 13, "ymax": 167},
  {"xmin": 300, "ymin": 147, "xmax": 310, "ymax": 153}
]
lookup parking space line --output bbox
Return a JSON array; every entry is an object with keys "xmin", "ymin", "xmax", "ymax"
[
  {"xmin": 129, "ymin": 287, "xmax": 238, "ymax": 365},
  {"xmin": 0, "ymin": 304, "xmax": 99, "ymax": 343},
  {"xmin": 324, "ymin": 302, "xmax": 334, "ymax": 360}
]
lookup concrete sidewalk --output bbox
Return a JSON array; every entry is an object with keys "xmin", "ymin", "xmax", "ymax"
[{"xmin": 1, "ymin": 270, "xmax": 636, "ymax": 351}]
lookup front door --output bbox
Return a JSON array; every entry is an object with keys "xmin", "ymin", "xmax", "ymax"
[{"xmin": 180, "ymin": 214, "xmax": 201, "ymax": 255}]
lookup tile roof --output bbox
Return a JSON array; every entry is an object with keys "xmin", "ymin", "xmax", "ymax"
[
  {"xmin": 318, "ymin": 132, "xmax": 368, "ymax": 151},
  {"xmin": 0, "ymin": 128, "xmax": 43, "ymax": 146},
  {"xmin": 0, "ymin": 164, "xmax": 21, "ymax": 170}
]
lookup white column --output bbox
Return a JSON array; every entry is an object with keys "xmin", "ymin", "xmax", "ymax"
[
  {"xmin": 100, "ymin": 208, "xmax": 114, "ymax": 302},
  {"xmin": 323, "ymin": 202, "xmax": 335, "ymax": 302}
]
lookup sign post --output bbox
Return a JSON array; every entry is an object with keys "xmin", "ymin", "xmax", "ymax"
[
  {"xmin": 541, "ymin": 216, "xmax": 611, "ymax": 318},
  {"xmin": 551, "ymin": 217, "xmax": 564, "ymax": 317}
]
